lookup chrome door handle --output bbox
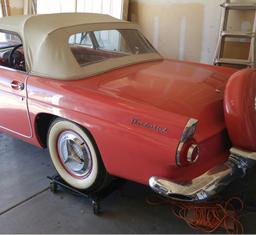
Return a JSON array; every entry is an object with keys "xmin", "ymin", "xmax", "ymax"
[{"xmin": 11, "ymin": 81, "xmax": 25, "ymax": 90}]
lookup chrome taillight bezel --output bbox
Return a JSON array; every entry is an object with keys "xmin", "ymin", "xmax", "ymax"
[
  {"xmin": 176, "ymin": 118, "xmax": 199, "ymax": 166},
  {"xmin": 187, "ymin": 144, "xmax": 200, "ymax": 163}
]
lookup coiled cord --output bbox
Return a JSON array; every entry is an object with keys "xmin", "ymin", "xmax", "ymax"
[{"xmin": 146, "ymin": 196, "xmax": 244, "ymax": 234}]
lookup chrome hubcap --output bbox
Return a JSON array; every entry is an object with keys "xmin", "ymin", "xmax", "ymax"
[{"xmin": 57, "ymin": 131, "xmax": 92, "ymax": 178}]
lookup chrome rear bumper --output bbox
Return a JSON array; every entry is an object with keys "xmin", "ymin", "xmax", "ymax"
[{"xmin": 149, "ymin": 148, "xmax": 256, "ymax": 202}]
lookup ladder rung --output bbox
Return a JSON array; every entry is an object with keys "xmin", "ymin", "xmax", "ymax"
[
  {"xmin": 221, "ymin": 3, "xmax": 256, "ymax": 10},
  {"xmin": 215, "ymin": 58, "xmax": 252, "ymax": 66},
  {"xmin": 221, "ymin": 31, "xmax": 255, "ymax": 38}
]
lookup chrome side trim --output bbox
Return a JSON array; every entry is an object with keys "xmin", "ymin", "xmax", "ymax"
[
  {"xmin": 176, "ymin": 118, "xmax": 199, "ymax": 166},
  {"xmin": 180, "ymin": 118, "xmax": 198, "ymax": 142},
  {"xmin": 150, "ymin": 148, "xmax": 256, "ymax": 202}
]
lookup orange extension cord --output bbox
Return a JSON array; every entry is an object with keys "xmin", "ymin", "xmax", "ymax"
[{"xmin": 146, "ymin": 196, "xmax": 244, "ymax": 234}]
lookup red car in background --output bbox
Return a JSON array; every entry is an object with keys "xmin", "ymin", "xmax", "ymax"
[{"xmin": 0, "ymin": 13, "xmax": 255, "ymax": 201}]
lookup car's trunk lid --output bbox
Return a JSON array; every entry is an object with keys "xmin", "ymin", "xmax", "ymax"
[{"xmin": 95, "ymin": 59, "xmax": 237, "ymax": 140}]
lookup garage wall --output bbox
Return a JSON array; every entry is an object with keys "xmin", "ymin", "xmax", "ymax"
[
  {"xmin": 129, "ymin": 0, "xmax": 256, "ymax": 64},
  {"xmin": 9, "ymin": 0, "xmax": 24, "ymax": 15}
]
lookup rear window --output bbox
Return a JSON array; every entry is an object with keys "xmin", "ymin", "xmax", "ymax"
[{"xmin": 68, "ymin": 29, "xmax": 156, "ymax": 67}]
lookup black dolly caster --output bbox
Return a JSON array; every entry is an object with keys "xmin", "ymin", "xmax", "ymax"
[
  {"xmin": 50, "ymin": 181, "xmax": 58, "ymax": 193},
  {"xmin": 92, "ymin": 200, "xmax": 101, "ymax": 215},
  {"xmin": 48, "ymin": 174, "xmax": 125, "ymax": 215}
]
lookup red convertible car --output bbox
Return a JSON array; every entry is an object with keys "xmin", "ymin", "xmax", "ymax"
[{"xmin": 0, "ymin": 13, "xmax": 255, "ymax": 201}]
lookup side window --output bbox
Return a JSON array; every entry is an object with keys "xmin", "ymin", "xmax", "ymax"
[
  {"xmin": 0, "ymin": 32, "xmax": 20, "ymax": 47},
  {"xmin": 0, "ymin": 31, "xmax": 26, "ymax": 71}
]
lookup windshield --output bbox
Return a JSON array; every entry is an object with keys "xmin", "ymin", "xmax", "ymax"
[{"xmin": 68, "ymin": 29, "xmax": 157, "ymax": 67}]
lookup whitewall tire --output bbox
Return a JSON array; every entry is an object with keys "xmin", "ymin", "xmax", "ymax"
[{"xmin": 47, "ymin": 118, "xmax": 108, "ymax": 191}]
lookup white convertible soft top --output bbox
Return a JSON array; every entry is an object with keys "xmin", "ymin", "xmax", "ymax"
[{"xmin": 0, "ymin": 13, "xmax": 162, "ymax": 80}]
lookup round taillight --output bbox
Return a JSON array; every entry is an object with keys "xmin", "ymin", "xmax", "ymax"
[
  {"xmin": 176, "ymin": 140, "xmax": 199, "ymax": 166},
  {"xmin": 187, "ymin": 144, "xmax": 199, "ymax": 163}
]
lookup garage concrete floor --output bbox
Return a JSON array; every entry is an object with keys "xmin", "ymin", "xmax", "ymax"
[{"xmin": 0, "ymin": 133, "xmax": 256, "ymax": 234}]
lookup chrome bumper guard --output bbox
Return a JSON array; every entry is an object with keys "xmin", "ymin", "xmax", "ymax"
[{"xmin": 149, "ymin": 148, "xmax": 256, "ymax": 202}]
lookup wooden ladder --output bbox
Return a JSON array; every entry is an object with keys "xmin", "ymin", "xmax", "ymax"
[{"xmin": 214, "ymin": 0, "xmax": 256, "ymax": 68}]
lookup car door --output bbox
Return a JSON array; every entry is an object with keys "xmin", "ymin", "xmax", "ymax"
[
  {"xmin": 0, "ymin": 31, "xmax": 31, "ymax": 137},
  {"xmin": 0, "ymin": 68, "xmax": 31, "ymax": 137}
]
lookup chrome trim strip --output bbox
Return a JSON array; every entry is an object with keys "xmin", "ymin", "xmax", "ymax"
[
  {"xmin": 149, "ymin": 148, "xmax": 256, "ymax": 202},
  {"xmin": 176, "ymin": 142, "xmax": 184, "ymax": 166},
  {"xmin": 180, "ymin": 118, "xmax": 198, "ymax": 142}
]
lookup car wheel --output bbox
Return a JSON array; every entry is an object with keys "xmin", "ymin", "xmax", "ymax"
[{"xmin": 47, "ymin": 118, "xmax": 109, "ymax": 191}]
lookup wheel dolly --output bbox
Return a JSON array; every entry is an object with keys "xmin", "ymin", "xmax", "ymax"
[{"xmin": 47, "ymin": 175, "xmax": 125, "ymax": 215}]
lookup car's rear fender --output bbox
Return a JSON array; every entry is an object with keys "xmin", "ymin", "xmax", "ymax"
[{"xmin": 28, "ymin": 101, "xmax": 180, "ymax": 184}]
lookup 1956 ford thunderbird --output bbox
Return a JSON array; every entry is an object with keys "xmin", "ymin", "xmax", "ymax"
[{"xmin": 0, "ymin": 13, "xmax": 255, "ymax": 201}]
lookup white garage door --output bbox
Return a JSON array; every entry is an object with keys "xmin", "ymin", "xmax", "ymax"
[{"xmin": 37, "ymin": 0, "xmax": 127, "ymax": 20}]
